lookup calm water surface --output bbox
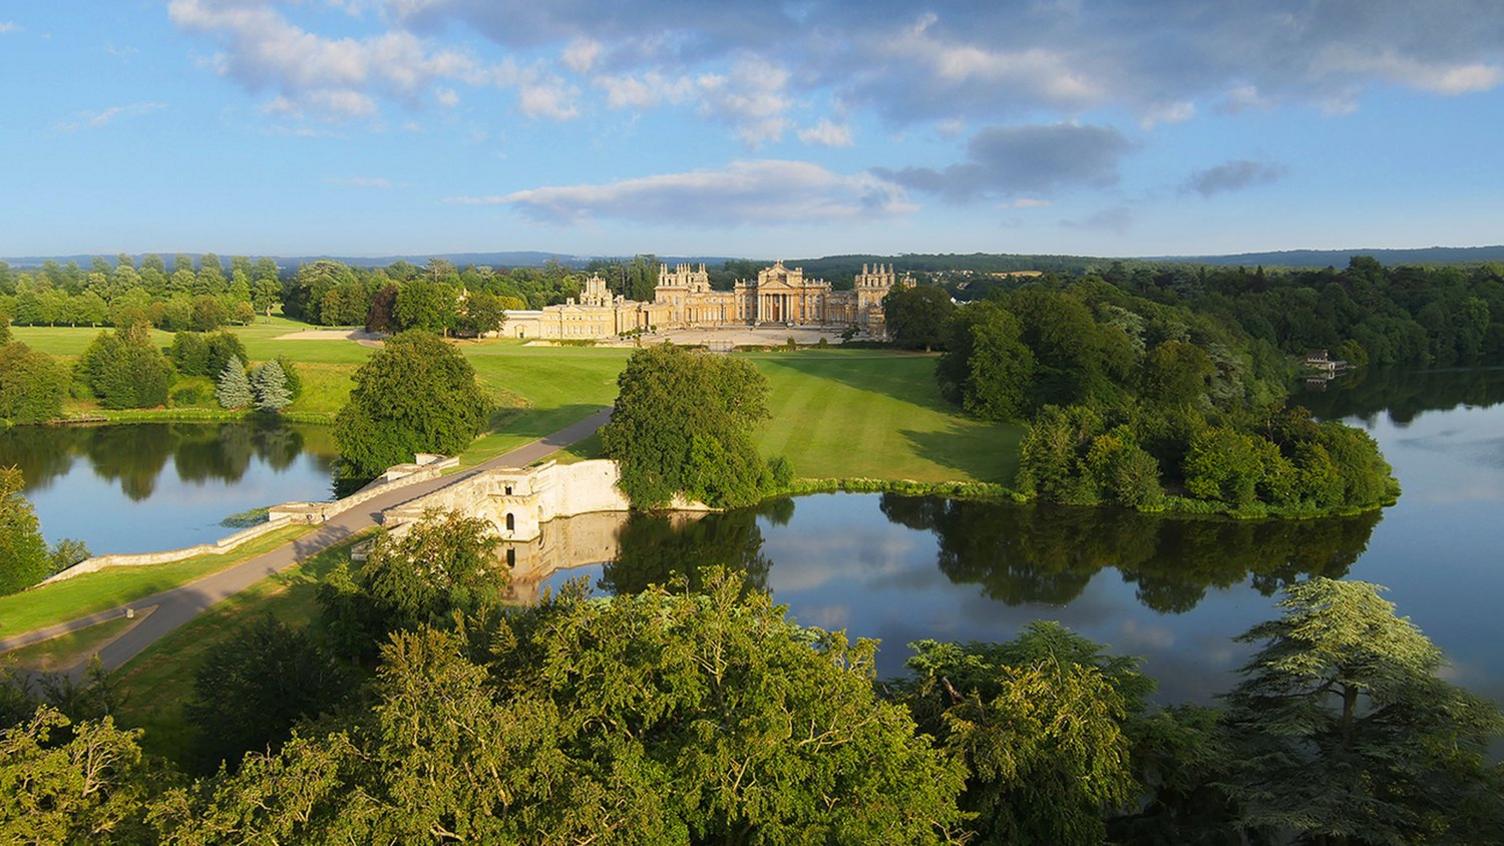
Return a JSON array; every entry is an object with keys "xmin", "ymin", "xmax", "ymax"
[
  {"xmin": 0, "ymin": 421, "xmax": 337, "ymax": 554},
  {"xmin": 539, "ymin": 368, "xmax": 1504, "ymax": 706}
]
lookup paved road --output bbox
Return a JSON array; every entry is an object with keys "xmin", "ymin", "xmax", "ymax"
[{"xmin": 0, "ymin": 408, "xmax": 612, "ymax": 675}]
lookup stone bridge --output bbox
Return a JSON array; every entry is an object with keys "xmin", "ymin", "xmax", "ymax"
[{"xmin": 379, "ymin": 459, "xmax": 708, "ymax": 586}]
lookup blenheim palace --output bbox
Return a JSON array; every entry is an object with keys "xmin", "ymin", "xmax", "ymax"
[{"xmin": 500, "ymin": 261, "xmax": 913, "ymax": 340}]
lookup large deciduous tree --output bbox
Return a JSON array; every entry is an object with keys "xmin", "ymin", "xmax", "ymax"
[
  {"xmin": 394, "ymin": 280, "xmax": 459, "ymax": 335},
  {"xmin": 938, "ymin": 300, "xmax": 1036, "ymax": 420},
  {"xmin": 599, "ymin": 344, "xmax": 777, "ymax": 508},
  {"xmin": 0, "ymin": 342, "xmax": 67, "ymax": 424},
  {"xmin": 185, "ymin": 616, "xmax": 349, "ymax": 774},
  {"xmin": 883, "ymin": 285, "xmax": 955, "ymax": 350},
  {"xmin": 318, "ymin": 509, "xmax": 504, "ymax": 661},
  {"xmin": 0, "ymin": 466, "xmax": 51, "ymax": 595},
  {"xmin": 159, "ymin": 570, "xmax": 966, "ymax": 844},
  {"xmin": 76, "ymin": 326, "xmax": 171, "ymax": 409},
  {"xmin": 333, "ymin": 331, "xmax": 490, "ymax": 477},
  {"xmin": 903, "ymin": 623, "xmax": 1150, "ymax": 845}
]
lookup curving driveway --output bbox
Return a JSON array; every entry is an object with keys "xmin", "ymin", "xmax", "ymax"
[{"xmin": 0, "ymin": 409, "xmax": 612, "ymax": 675}]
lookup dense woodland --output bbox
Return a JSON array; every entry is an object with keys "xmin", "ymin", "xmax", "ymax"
[
  {"xmin": 2, "ymin": 507, "xmax": 1501, "ymax": 844},
  {"xmin": 887, "ymin": 255, "xmax": 1504, "ymax": 516}
]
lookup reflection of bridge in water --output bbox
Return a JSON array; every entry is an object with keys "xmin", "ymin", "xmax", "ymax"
[{"xmin": 499, "ymin": 510, "xmax": 708, "ymax": 603}]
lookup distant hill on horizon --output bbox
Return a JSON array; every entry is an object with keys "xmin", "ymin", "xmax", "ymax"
[
  {"xmin": 4, "ymin": 245, "xmax": 1502, "ymax": 271},
  {"xmin": 1145, "ymin": 245, "xmax": 1504, "ymax": 267}
]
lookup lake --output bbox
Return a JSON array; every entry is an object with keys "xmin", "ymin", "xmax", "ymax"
[
  {"xmin": 536, "ymin": 367, "xmax": 1504, "ymax": 706},
  {"xmin": 0, "ymin": 421, "xmax": 338, "ymax": 555}
]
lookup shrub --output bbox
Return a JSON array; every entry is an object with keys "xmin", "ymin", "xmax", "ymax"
[
  {"xmin": 0, "ymin": 343, "xmax": 67, "ymax": 424},
  {"xmin": 77, "ymin": 327, "xmax": 171, "ymax": 409}
]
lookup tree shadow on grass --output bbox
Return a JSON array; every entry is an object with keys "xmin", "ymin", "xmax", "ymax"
[
  {"xmin": 752, "ymin": 352, "xmax": 948, "ymax": 411},
  {"xmin": 900, "ymin": 423, "xmax": 1021, "ymax": 485},
  {"xmin": 484, "ymin": 403, "xmax": 611, "ymax": 441}
]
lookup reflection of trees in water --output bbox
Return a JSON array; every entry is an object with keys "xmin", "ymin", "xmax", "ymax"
[
  {"xmin": 0, "ymin": 425, "xmax": 83, "ymax": 492},
  {"xmin": 879, "ymin": 494, "xmax": 1380, "ymax": 613},
  {"xmin": 599, "ymin": 506, "xmax": 775, "ymax": 596},
  {"xmin": 1299, "ymin": 367, "xmax": 1504, "ymax": 425},
  {"xmin": 0, "ymin": 421, "xmax": 332, "ymax": 502},
  {"xmin": 86, "ymin": 424, "xmax": 174, "ymax": 501}
]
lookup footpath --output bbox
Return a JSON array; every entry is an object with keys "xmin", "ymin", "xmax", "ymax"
[{"xmin": 0, "ymin": 409, "xmax": 612, "ymax": 674}]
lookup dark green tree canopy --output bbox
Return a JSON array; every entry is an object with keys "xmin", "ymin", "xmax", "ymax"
[
  {"xmin": 599, "ymin": 344, "xmax": 777, "ymax": 509},
  {"xmin": 0, "ymin": 342, "xmax": 67, "ymax": 425},
  {"xmin": 76, "ymin": 326, "xmax": 170, "ymax": 409},
  {"xmin": 333, "ymin": 331, "xmax": 490, "ymax": 477},
  {"xmin": 883, "ymin": 285, "xmax": 955, "ymax": 350},
  {"xmin": 0, "ymin": 466, "xmax": 51, "ymax": 595},
  {"xmin": 1222, "ymin": 578, "xmax": 1504, "ymax": 844}
]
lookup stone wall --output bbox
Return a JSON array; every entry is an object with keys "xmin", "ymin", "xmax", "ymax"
[
  {"xmin": 381, "ymin": 459, "xmax": 707, "ymax": 544},
  {"xmin": 40, "ymin": 454, "xmax": 459, "ymax": 585},
  {"xmin": 38, "ymin": 516, "xmax": 299, "ymax": 585}
]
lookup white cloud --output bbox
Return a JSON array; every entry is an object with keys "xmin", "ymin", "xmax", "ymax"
[
  {"xmin": 694, "ymin": 56, "xmax": 794, "ymax": 145},
  {"xmin": 449, "ymin": 159, "xmax": 915, "ymax": 225},
  {"xmin": 593, "ymin": 57, "xmax": 793, "ymax": 145},
  {"xmin": 1007, "ymin": 197, "xmax": 1052, "ymax": 208},
  {"xmin": 1313, "ymin": 46, "xmax": 1503, "ymax": 95},
  {"xmin": 168, "ymin": 0, "xmax": 579, "ymax": 122},
  {"xmin": 1139, "ymin": 100, "xmax": 1195, "ymax": 129},
  {"xmin": 562, "ymin": 38, "xmax": 602, "ymax": 73},
  {"xmin": 57, "ymin": 101, "xmax": 167, "ymax": 132},
  {"xmin": 0, "ymin": 22, "xmax": 20, "ymax": 34},
  {"xmin": 797, "ymin": 119, "xmax": 853, "ymax": 147},
  {"xmin": 594, "ymin": 70, "xmax": 698, "ymax": 108}
]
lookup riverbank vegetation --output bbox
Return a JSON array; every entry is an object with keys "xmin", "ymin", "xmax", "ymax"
[
  {"xmin": 3, "ymin": 508, "xmax": 1500, "ymax": 843},
  {"xmin": 906, "ymin": 278, "xmax": 1398, "ymax": 517}
]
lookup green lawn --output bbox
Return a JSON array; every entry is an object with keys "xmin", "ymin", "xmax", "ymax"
[
  {"xmin": 0, "ymin": 524, "xmax": 311, "ymax": 638},
  {"xmin": 9, "ymin": 324, "xmax": 1018, "ymax": 483},
  {"xmin": 746, "ymin": 351, "xmax": 1020, "ymax": 483},
  {"xmin": 456, "ymin": 341, "xmax": 630, "ymax": 466},
  {"xmin": 540, "ymin": 348, "xmax": 1020, "ymax": 483},
  {"xmin": 1, "ymin": 615, "xmax": 137, "ymax": 672},
  {"xmin": 110, "ymin": 535, "xmax": 368, "ymax": 764}
]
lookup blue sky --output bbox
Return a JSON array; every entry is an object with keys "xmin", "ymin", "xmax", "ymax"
[{"xmin": 2, "ymin": 1, "xmax": 1502, "ymax": 259}]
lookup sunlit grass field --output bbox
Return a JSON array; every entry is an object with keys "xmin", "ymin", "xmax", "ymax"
[{"xmin": 9, "ymin": 323, "xmax": 1019, "ymax": 483}]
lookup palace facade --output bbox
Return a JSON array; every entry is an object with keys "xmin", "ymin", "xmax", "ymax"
[{"xmin": 500, "ymin": 261, "xmax": 912, "ymax": 340}]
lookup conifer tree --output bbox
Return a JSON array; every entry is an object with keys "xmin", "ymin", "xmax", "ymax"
[
  {"xmin": 251, "ymin": 360, "xmax": 291, "ymax": 411},
  {"xmin": 215, "ymin": 356, "xmax": 252, "ymax": 409}
]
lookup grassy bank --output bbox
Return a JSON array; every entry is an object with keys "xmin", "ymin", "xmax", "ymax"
[
  {"xmin": 0, "ymin": 524, "xmax": 311, "ymax": 638},
  {"xmin": 110, "ymin": 535, "xmax": 368, "ymax": 764}
]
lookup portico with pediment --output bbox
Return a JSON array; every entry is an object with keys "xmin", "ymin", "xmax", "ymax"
[{"xmin": 734, "ymin": 260, "xmax": 831, "ymax": 325}]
